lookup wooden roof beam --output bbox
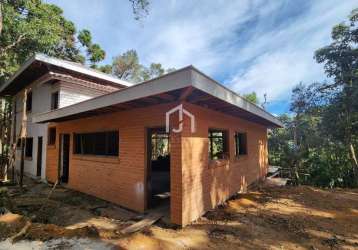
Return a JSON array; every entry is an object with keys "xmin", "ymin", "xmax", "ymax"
[{"xmin": 178, "ymin": 86, "xmax": 193, "ymax": 101}]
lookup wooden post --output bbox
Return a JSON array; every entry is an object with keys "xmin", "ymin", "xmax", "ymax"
[
  {"xmin": 11, "ymin": 97, "xmax": 16, "ymax": 184},
  {"xmin": 0, "ymin": 99, "xmax": 3, "ymax": 177},
  {"xmin": 3, "ymin": 99, "xmax": 10, "ymax": 182},
  {"xmin": 19, "ymin": 89, "xmax": 28, "ymax": 188}
]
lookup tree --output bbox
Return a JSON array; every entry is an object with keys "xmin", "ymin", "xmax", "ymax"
[
  {"xmin": 269, "ymin": 9, "xmax": 358, "ymax": 188},
  {"xmin": 78, "ymin": 29, "xmax": 105, "ymax": 67},
  {"xmin": 141, "ymin": 63, "xmax": 165, "ymax": 81},
  {"xmin": 129, "ymin": 0, "xmax": 150, "ymax": 21},
  {"xmin": 111, "ymin": 50, "xmax": 174, "ymax": 83},
  {"xmin": 0, "ymin": 0, "xmax": 151, "ymax": 83},
  {"xmin": 0, "ymin": 0, "xmax": 106, "ymax": 82},
  {"xmin": 0, "ymin": 1, "xmax": 3, "ymax": 35},
  {"xmin": 112, "ymin": 50, "xmax": 142, "ymax": 82},
  {"xmin": 314, "ymin": 8, "xmax": 358, "ymax": 184},
  {"xmin": 243, "ymin": 92, "xmax": 259, "ymax": 104}
]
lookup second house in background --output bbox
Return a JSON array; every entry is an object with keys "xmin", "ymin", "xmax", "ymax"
[{"xmin": 0, "ymin": 54, "xmax": 132, "ymax": 179}]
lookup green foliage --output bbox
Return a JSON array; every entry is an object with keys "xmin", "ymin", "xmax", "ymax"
[
  {"xmin": 0, "ymin": 0, "xmax": 151, "ymax": 84},
  {"xmin": 111, "ymin": 49, "xmax": 174, "ymax": 82},
  {"xmin": 129, "ymin": 0, "xmax": 150, "ymax": 21},
  {"xmin": 87, "ymin": 43, "xmax": 105, "ymax": 66},
  {"xmin": 243, "ymin": 92, "xmax": 259, "ymax": 104},
  {"xmin": 269, "ymin": 9, "xmax": 358, "ymax": 188},
  {"xmin": 0, "ymin": 0, "xmax": 107, "ymax": 83},
  {"xmin": 112, "ymin": 50, "xmax": 142, "ymax": 81},
  {"xmin": 77, "ymin": 29, "xmax": 92, "ymax": 47}
]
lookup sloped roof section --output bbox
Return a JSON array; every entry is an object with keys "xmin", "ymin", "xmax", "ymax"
[
  {"xmin": 33, "ymin": 66, "xmax": 283, "ymax": 128},
  {"xmin": 0, "ymin": 53, "xmax": 132, "ymax": 95}
]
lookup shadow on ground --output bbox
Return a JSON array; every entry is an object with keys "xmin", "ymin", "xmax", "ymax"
[{"xmin": 1, "ymin": 177, "xmax": 358, "ymax": 249}]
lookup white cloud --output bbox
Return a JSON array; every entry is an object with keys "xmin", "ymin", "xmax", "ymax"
[
  {"xmin": 227, "ymin": 0, "xmax": 356, "ymax": 101},
  {"xmin": 46, "ymin": 0, "xmax": 357, "ymax": 107}
]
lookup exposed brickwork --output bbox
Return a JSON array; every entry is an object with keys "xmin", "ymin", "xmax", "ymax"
[
  {"xmin": 46, "ymin": 101, "xmax": 268, "ymax": 225},
  {"xmin": 178, "ymin": 102, "xmax": 268, "ymax": 225},
  {"xmin": 46, "ymin": 103, "xmax": 180, "ymax": 213}
]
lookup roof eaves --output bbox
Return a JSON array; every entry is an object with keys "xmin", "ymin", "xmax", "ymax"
[
  {"xmin": 33, "ymin": 65, "xmax": 283, "ymax": 127},
  {"xmin": 0, "ymin": 53, "xmax": 133, "ymax": 95},
  {"xmin": 188, "ymin": 66, "xmax": 283, "ymax": 127},
  {"xmin": 0, "ymin": 54, "xmax": 38, "ymax": 94},
  {"xmin": 33, "ymin": 66, "xmax": 193, "ymax": 123},
  {"xmin": 34, "ymin": 54, "xmax": 133, "ymax": 87}
]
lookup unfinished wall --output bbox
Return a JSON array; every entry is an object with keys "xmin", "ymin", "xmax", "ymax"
[
  {"xmin": 46, "ymin": 101, "xmax": 268, "ymax": 225},
  {"xmin": 46, "ymin": 103, "xmax": 182, "ymax": 213},
  {"xmin": 178, "ymin": 102, "xmax": 268, "ymax": 225},
  {"xmin": 13, "ymin": 79, "xmax": 116, "ymax": 180}
]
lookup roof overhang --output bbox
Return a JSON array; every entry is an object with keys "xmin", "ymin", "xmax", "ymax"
[
  {"xmin": 33, "ymin": 66, "xmax": 283, "ymax": 128},
  {"xmin": 0, "ymin": 54, "xmax": 132, "ymax": 96}
]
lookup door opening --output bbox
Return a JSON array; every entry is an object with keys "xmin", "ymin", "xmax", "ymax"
[
  {"xmin": 60, "ymin": 134, "xmax": 70, "ymax": 183},
  {"xmin": 147, "ymin": 128, "xmax": 170, "ymax": 208},
  {"xmin": 36, "ymin": 137, "xmax": 43, "ymax": 177}
]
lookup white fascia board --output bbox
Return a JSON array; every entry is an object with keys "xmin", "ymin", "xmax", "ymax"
[
  {"xmin": 0, "ymin": 55, "xmax": 37, "ymax": 94},
  {"xmin": 0, "ymin": 54, "xmax": 132, "ymax": 94},
  {"xmin": 33, "ymin": 65, "xmax": 282, "ymax": 127},
  {"xmin": 189, "ymin": 67, "xmax": 283, "ymax": 127},
  {"xmin": 33, "ymin": 67, "xmax": 192, "ymax": 123},
  {"xmin": 34, "ymin": 54, "xmax": 132, "ymax": 87}
]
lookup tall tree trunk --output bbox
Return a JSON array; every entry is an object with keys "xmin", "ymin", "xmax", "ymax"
[
  {"xmin": 350, "ymin": 143, "xmax": 358, "ymax": 183},
  {"xmin": 0, "ymin": 2, "xmax": 3, "ymax": 36},
  {"xmin": 345, "ymin": 79, "xmax": 358, "ymax": 185}
]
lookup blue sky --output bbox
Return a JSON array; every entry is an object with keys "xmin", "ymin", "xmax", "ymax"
[{"xmin": 46, "ymin": 0, "xmax": 357, "ymax": 115}]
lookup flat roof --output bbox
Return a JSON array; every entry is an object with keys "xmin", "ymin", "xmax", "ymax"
[
  {"xmin": 33, "ymin": 66, "xmax": 283, "ymax": 128},
  {"xmin": 0, "ymin": 53, "xmax": 132, "ymax": 95}
]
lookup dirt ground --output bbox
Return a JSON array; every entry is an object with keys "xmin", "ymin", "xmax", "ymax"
[{"xmin": 0, "ymin": 177, "xmax": 358, "ymax": 250}]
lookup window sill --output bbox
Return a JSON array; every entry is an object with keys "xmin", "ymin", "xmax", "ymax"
[
  {"xmin": 47, "ymin": 145, "xmax": 56, "ymax": 149},
  {"xmin": 234, "ymin": 154, "xmax": 248, "ymax": 161},
  {"xmin": 25, "ymin": 157, "xmax": 33, "ymax": 161},
  {"xmin": 72, "ymin": 154, "xmax": 120, "ymax": 164},
  {"xmin": 209, "ymin": 159, "xmax": 229, "ymax": 169}
]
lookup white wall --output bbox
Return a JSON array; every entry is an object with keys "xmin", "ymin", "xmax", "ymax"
[{"xmin": 13, "ymin": 79, "xmax": 108, "ymax": 180}]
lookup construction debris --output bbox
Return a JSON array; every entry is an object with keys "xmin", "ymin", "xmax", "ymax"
[
  {"xmin": 120, "ymin": 213, "xmax": 163, "ymax": 235},
  {"xmin": 0, "ymin": 177, "xmax": 357, "ymax": 249}
]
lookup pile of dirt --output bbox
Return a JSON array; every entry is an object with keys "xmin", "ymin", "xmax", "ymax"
[
  {"xmin": 25, "ymin": 223, "xmax": 99, "ymax": 241},
  {"xmin": 0, "ymin": 213, "xmax": 28, "ymax": 240},
  {"xmin": 0, "ymin": 179, "xmax": 133, "ymax": 244}
]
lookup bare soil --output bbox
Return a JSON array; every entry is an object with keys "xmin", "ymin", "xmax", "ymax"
[{"xmin": 1, "ymin": 178, "xmax": 358, "ymax": 249}]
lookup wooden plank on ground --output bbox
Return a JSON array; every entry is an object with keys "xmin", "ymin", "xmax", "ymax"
[{"xmin": 120, "ymin": 213, "xmax": 163, "ymax": 235}]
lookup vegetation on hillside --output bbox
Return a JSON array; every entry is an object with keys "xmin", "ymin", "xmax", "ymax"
[{"xmin": 269, "ymin": 9, "xmax": 358, "ymax": 188}]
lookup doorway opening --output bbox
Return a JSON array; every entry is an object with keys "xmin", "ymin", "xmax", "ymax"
[
  {"xmin": 36, "ymin": 136, "xmax": 43, "ymax": 177},
  {"xmin": 147, "ymin": 128, "xmax": 170, "ymax": 209},
  {"xmin": 60, "ymin": 134, "xmax": 70, "ymax": 183}
]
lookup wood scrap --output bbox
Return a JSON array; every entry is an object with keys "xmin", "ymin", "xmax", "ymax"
[
  {"xmin": 37, "ymin": 180, "xmax": 58, "ymax": 213},
  {"xmin": 10, "ymin": 220, "xmax": 31, "ymax": 243},
  {"xmin": 120, "ymin": 213, "xmax": 163, "ymax": 235}
]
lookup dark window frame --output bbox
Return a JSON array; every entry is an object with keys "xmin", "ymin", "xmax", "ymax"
[
  {"xmin": 48, "ymin": 127, "xmax": 57, "ymax": 145},
  {"xmin": 51, "ymin": 91, "xmax": 59, "ymax": 110},
  {"xmin": 26, "ymin": 91, "xmax": 32, "ymax": 112},
  {"xmin": 235, "ymin": 132, "xmax": 247, "ymax": 156},
  {"xmin": 208, "ymin": 129, "xmax": 229, "ymax": 160},
  {"xmin": 16, "ymin": 138, "xmax": 21, "ymax": 149},
  {"xmin": 73, "ymin": 131, "xmax": 119, "ymax": 157},
  {"xmin": 25, "ymin": 137, "xmax": 33, "ymax": 158}
]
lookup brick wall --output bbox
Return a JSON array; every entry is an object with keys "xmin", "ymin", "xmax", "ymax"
[
  {"xmin": 177, "ymin": 102, "xmax": 268, "ymax": 225},
  {"xmin": 46, "ymin": 101, "xmax": 268, "ymax": 225},
  {"xmin": 46, "ymin": 103, "xmax": 180, "ymax": 212}
]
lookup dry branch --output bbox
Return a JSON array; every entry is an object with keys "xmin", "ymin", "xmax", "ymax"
[{"xmin": 10, "ymin": 220, "xmax": 31, "ymax": 243}]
